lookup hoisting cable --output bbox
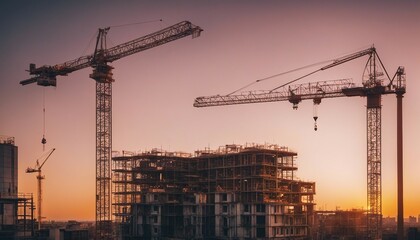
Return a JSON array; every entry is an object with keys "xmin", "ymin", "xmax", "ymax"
[
  {"xmin": 105, "ymin": 19, "xmax": 164, "ymax": 49},
  {"xmin": 270, "ymin": 45, "xmax": 376, "ymax": 93},
  {"xmin": 41, "ymin": 88, "xmax": 47, "ymax": 151},
  {"xmin": 108, "ymin": 19, "xmax": 163, "ymax": 28},
  {"xmin": 227, "ymin": 59, "xmax": 333, "ymax": 96},
  {"xmin": 80, "ymin": 30, "xmax": 100, "ymax": 57},
  {"xmin": 269, "ymin": 68, "xmax": 322, "ymax": 93}
]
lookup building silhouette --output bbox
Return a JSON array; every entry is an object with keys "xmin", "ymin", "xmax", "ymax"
[
  {"xmin": 112, "ymin": 143, "xmax": 315, "ymax": 239},
  {"xmin": 0, "ymin": 135, "xmax": 34, "ymax": 239}
]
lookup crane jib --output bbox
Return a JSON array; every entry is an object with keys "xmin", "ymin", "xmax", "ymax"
[{"xmin": 20, "ymin": 21, "xmax": 202, "ymax": 87}]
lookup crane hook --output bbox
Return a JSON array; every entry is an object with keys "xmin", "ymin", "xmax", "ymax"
[
  {"xmin": 313, "ymin": 98, "xmax": 322, "ymax": 131},
  {"xmin": 41, "ymin": 88, "xmax": 47, "ymax": 150}
]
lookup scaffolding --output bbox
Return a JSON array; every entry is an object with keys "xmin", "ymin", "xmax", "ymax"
[
  {"xmin": 0, "ymin": 193, "xmax": 35, "ymax": 240},
  {"xmin": 16, "ymin": 193, "xmax": 35, "ymax": 239},
  {"xmin": 112, "ymin": 143, "xmax": 315, "ymax": 239}
]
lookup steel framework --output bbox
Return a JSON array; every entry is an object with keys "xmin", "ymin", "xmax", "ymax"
[
  {"xmin": 20, "ymin": 21, "xmax": 202, "ymax": 239},
  {"xmin": 194, "ymin": 47, "xmax": 406, "ymax": 239},
  {"xmin": 367, "ymin": 95, "xmax": 382, "ymax": 239},
  {"xmin": 91, "ymin": 64, "xmax": 114, "ymax": 238},
  {"xmin": 364, "ymin": 52, "xmax": 384, "ymax": 239},
  {"xmin": 111, "ymin": 143, "xmax": 315, "ymax": 239},
  {"xmin": 26, "ymin": 148, "xmax": 55, "ymax": 231},
  {"xmin": 194, "ymin": 78, "xmax": 355, "ymax": 107}
]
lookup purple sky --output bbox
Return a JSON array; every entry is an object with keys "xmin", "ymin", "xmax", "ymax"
[{"xmin": 1, "ymin": 0, "xmax": 419, "ymax": 220}]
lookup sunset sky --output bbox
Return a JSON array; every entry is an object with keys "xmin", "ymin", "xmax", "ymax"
[{"xmin": 1, "ymin": 1, "xmax": 419, "ymax": 221}]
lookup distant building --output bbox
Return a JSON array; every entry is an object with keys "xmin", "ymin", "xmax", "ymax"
[
  {"xmin": 112, "ymin": 143, "xmax": 316, "ymax": 239},
  {"xmin": 383, "ymin": 216, "xmax": 397, "ymax": 238},
  {"xmin": 38, "ymin": 220, "xmax": 92, "ymax": 240},
  {"xmin": 0, "ymin": 135, "xmax": 18, "ymax": 198},
  {"xmin": 312, "ymin": 209, "xmax": 366, "ymax": 239},
  {"xmin": 0, "ymin": 135, "xmax": 35, "ymax": 239},
  {"xmin": 383, "ymin": 216, "xmax": 396, "ymax": 225},
  {"xmin": 409, "ymin": 216, "xmax": 418, "ymax": 225},
  {"xmin": 59, "ymin": 228, "xmax": 89, "ymax": 240}
]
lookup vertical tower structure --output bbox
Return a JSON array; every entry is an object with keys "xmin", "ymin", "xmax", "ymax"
[
  {"xmin": 395, "ymin": 67, "xmax": 406, "ymax": 240},
  {"xmin": 92, "ymin": 70, "xmax": 114, "ymax": 239},
  {"xmin": 366, "ymin": 94, "xmax": 382, "ymax": 239},
  {"xmin": 0, "ymin": 136, "xmax": 18, "ymax": 198},
  {"xmin": 364, "ymin": 53, "xmax": 383, "ymax": 240},
  {"xmin": 90, "ymin": 28, "xmax": 114, "ymax": 239},
  {"xmin": 0, "ymin": 136, "xmax": 18, "ymax": 239}
]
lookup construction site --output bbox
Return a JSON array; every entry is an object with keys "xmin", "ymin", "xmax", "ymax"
[
  {"xmin": 2, "ymin": 2, "xmax": 415, "ymax": 239},
  {"xmin": 112, "ymin": 143, "xmax": 315, "ymax": 239}
]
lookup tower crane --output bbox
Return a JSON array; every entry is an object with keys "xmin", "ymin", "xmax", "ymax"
[
  {"xmin": 194, "ymin": 47, "xmax": 406, "ymax": 240},
  {"xmin": 26, "ymin": 148, "xmax": 56, "ymax": 231},
  {"xmin": 20, "ymin": 21, "xmax": 202, "ymax": 239}
]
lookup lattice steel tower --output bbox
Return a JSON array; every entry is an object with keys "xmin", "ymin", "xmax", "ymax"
[{"xmin": 363, "ymin": 52, "xmax": 383, "ymax": 240}]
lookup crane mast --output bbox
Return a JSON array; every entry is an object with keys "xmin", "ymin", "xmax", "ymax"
[
  {"xmin": 194, "ymin": 47, "xmax": 406, "ymax": 239},
  {"xmin": 20, "ymin": 21, "xmax": 202, "ymax": 240},
  {"xmin": 26, "ymin": 148, "xmax": 55, "ymax": 231}
]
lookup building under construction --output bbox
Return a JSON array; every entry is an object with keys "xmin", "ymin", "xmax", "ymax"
[
  {"xmin": 112, "ymin": 143, "xmax": 315, "ymax": 239},
  {"xmin": 0, "ymin": 136, "xmax": 35, "ymax": 239}
]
